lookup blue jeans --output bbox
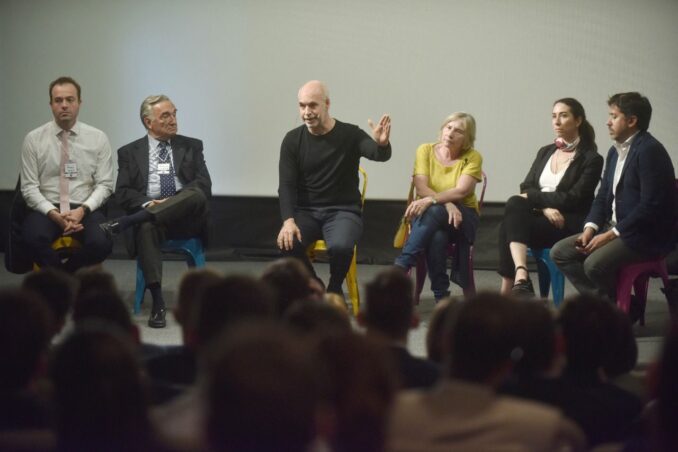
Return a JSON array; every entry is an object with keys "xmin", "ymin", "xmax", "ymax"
[{"xmin": 395, "ymin": 205, "xmax": 460, "ymax": 299}]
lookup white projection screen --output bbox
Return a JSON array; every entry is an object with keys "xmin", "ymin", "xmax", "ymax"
[{"xmin": 2, "ymin": 0, "xmax": 677, "ymax": 202}]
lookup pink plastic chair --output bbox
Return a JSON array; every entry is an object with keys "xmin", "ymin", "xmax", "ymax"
[
  {"xmin": 615, "ymin": 258, "xmax": 670, "ymax": 326},
  {"xmin": 616, "ymin": 178, "xmax": 678, "ymax": 325},
  {"xmin": 414, "ymin": 172, "xmax": 487, "ymax": 304}
]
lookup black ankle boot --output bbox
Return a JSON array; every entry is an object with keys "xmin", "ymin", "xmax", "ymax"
[{"xmin": 148, "ymin": 304, "xmax": 167, "ymax": 328}]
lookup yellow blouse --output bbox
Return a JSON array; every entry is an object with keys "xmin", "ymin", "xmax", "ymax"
[{"xmin": 413, "ymin": 143, "xmax": 483, "ymax": 212}]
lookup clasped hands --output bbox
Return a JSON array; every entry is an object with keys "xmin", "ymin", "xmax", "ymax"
[
  {"xmin": 575, "ymin": 227, "xmax": 616, "ymax": 254},
  {"xmin": 48, "ymin": 207, "xmax": 86, "ymax": 235}
]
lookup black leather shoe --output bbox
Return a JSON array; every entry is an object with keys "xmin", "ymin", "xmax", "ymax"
[
  {"xmin": 512, "ymin": 278, "xmax": 535, "ymax": 298},
  {"xmin": 148, "ymin": 308, "xmax": 167, "ymax": 328},
  {"xmin": 99, "ymin": 220, "xmax": 121, "ymax": 240}
]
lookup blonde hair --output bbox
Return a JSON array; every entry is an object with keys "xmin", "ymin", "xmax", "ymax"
[{"xmin": 439, "ymin": 112, "xmax": 476, "ymax": 151}]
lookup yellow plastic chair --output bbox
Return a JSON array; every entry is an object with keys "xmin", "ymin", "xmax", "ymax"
[
  {"xmin": 33, "ymin": 236, "xmax": 82, "ymax": 271},
  {"xmin": 307, "ymin": 167, "xmax": 367, "ymax": 315}
]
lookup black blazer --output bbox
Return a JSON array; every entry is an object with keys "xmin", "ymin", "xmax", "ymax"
[
  {"xmin": 115, "ymin": 134, "xmax": 212, "ymax": 213},
  {"xmin": 586, "ymin": 131, "xmax": 676, "ymax": 256},
  {"xmin": 114, "ymin": 135, "xmax": 212, "ymax": 255},
  {"xmin": 520, "ymin": 144, "xmax": 604, "ymax": 232}
]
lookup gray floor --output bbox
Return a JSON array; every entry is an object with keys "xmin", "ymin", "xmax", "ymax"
[{"xmin": 1, "ymin": 257, "xmax": 672, "ymax": 367}]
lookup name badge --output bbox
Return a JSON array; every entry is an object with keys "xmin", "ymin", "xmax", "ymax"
[
  {"xmin": 158, "ymin": 163, "xmax": 171, "ymax": 175},
  {"xmin": 64, "ymin": 161, "xmax": 78, "ymax": 179}
]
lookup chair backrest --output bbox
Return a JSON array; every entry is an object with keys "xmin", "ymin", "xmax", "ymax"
[
  {"xmin": 477, "ymin": 171, "xmax": 488, "ymax": 212},
  {"xmin": 5, "ymin": 176, "xmax": 33, "ymax": 274},
  {"xmin": 359, "ymin": 166, "xmax": 368, "ymax": 208}
]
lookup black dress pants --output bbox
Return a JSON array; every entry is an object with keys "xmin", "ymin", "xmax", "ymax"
[{"xmin": 497, "ymin": 195, "xmax": 573, "ymax": 278}]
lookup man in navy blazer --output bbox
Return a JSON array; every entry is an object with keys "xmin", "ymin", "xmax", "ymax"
[
  {"xmin": 551, "ymin": 92, "xmax": 676, "ymax": 309},
  {"xmin": 101, "ymin": 95, "xmax": 211, "ymax": 328}
]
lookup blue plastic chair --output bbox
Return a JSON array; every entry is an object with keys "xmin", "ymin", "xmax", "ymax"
[
  {"xmin": 527, "ymin": 248, "xmax": 565, "ymax": 307},
  {"xmin": 134, "ymin": 238, "xmax": 206, "ymax": 314}
]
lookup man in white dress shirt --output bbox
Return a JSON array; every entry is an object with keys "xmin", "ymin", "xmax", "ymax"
[{"xmin": 20, "ymin": 76, "xmax": 114, "ymax": 272}]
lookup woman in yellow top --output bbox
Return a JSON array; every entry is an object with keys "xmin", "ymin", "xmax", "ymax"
[{"xmin": 395, "ymin": 112, "xmax": 483, "ymax": 300}]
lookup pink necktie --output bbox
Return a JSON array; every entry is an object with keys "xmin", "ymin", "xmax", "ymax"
[{"xmin": 59, "ymin": 130, "xmax": 70, "ymax": 213}]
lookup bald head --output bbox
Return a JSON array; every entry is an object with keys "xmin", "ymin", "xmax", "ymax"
[
  {"xmin": 297, "ymin": 80, "xmax": 334, "ymax": 135},
  {"xmin": 298, "ymin": 80, "xmax": 329, "ymax": 103}
]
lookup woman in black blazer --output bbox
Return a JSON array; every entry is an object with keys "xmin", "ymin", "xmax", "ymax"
[{"xmin": 499, "ymin": 98, "xmax": 604, "ymax": 296}]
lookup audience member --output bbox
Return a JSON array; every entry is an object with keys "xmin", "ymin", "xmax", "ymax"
[
  {"xmin": 283, "ymin": 297, "xmax": 352, "ymax": 338},
  {"xmin": 49, "ymin": 323, "xmax": 167, "ymax": 452},
  {"xmin": 151, "ymin": 274, "xmax": 274, "ymax": 450},
  {"xmin": 637, "ymin": 320, "xmax": 678, "ymax": 452},
  {"xmin": 22, "ymin": 268, "xmax": 77, "ymax": 339},
  {"xmin": 604, "ymin": 307, "xmax": 643, "ymax": 399},
  {"xmin": 74, "ymin": 265, "xmax": 118, "ymax": 299},
  {"xmin": 498, "ymin": 299, "xmax": 634, "ymax": 446},
  {"xmin": 145, "ymin": 267, "xmax": 224, "ymax": 404},
  {"xmin": 424, "ymin": 297, "xmax": 462, "ymax": 364},
  {"xmin": 261, "ymin": 257, "xmax": 324, "ymax": 317},
  {"xmin": 277, "ymin": 80, "xmax": 391, "ymax": 299},
  {"xmin": 205, "ymin": 321, "xmax": 318, "ymax": 452},
  {"xmin": 360, "ymin": 268, "xmax": 440, "ymax": 389},
  {"xmin": 557, "ymin": 294, "xmax": 643, "ymax": 445},
  {"xmin": 71, "ymin": 271, "xmax": 166, "ymax": 360},
  {"xmin": 315, "ymin": 331, "xmax": 398, "ymax": 452},
  {"xmin": 388, "ymin": 292, "xmax": 586, "ymax": 451},
  {"xmin": 0, "ymin": 289, "xmax": 54, "ymax": 434},
  {"xmin": 102, "ymin": 94, "xmax": 212, "ymax": 329}
]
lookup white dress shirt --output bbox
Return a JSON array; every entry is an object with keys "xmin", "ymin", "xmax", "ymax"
[
  {"xmin": 585, "ymin": 132, "xmax": 638, "ymax": 235},
  {"xmin": 20, "ymin": 120, "xmax": 114, "ymax": 215}
]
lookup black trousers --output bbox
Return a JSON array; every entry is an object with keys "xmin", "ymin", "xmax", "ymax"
[
  {"xmin": 136, "ymin": 187, "xmax": 209, "ymax": 286},
  {"xmin": 282, "ymin": 205, "xmax": 362, "ymax": 295},
  {"xmin": 22, "ymin": 206, "xmax": 112, "ymax": 272},
  {"xmin": 497, "ymin": 195, "xmax": 573, "ymax": 278}
]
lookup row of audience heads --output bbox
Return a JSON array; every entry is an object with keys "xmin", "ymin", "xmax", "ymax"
[{"xmin": 1, "ymin": 260, "xmax": 675, "ymax": 451}]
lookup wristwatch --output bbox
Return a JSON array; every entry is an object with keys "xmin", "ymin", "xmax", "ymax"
[
  {"xmin": 81, "ymin": 204, "xmax": 91, "ymax": 215},
  {"xmin": 430, "ymin": 196, "xmax": 438, "ymax": 205}
]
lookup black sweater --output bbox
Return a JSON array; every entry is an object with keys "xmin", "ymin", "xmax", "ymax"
[{"xmin": 278, "ymin": 120, "xmax": 391, "ymax": 220}]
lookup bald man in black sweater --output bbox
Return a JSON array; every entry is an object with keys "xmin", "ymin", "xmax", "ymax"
[{"xmin": 277, "ymin": 80, "xmax": 392, "ymax": 297}]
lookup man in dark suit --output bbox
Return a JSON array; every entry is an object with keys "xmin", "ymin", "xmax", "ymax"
[
  {"xmin": 101, "ymin": 94, "xmax": 211, "ymax": 328},
  {"xmin": 359, "ymin": 267, "xmax": 440, "ymax": 389},
  {"xmin": 551, "ymin": 92, "xmax": 677, "ymax": 310}
]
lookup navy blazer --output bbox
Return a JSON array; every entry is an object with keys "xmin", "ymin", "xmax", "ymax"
[
  {"xmin": 115, "ymin": 134, "xmax": 212, "ymax": 213},
  {"xmin": 520, "ymin": 144, "xmax": 604, "ymax": 232},
  {"xmin": 585, "ymin": 131, "xmax": 676, "ymax": 256}
]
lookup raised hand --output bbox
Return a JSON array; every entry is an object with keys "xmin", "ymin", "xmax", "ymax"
[{"xmin": 367, "ymin": 114, "xmax": 391, "ymax": 146}]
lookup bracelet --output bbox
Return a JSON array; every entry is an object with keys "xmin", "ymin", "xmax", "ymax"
[{"xmin": 429, "ymin": 196, "xmax": 437, "ymax": 205}]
